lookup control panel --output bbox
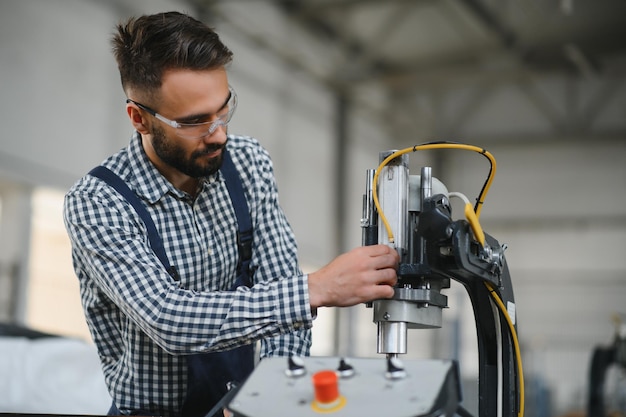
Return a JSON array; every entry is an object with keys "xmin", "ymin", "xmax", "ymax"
[{"xmin": 227, "ymin": 356, "xmax": 461, "ymax": 417}]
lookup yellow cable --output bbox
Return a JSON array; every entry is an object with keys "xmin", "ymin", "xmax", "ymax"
[
  {"xmin": 372, "ymin": 142, "xmax": 496, "ymax": 244},
  {"xmin": 485, "ymin": 282, "xmax": 525, "ymax": 417},
  {"xmin": 464, "ymin": 203, "xmax": 486, "ymax": 246}
]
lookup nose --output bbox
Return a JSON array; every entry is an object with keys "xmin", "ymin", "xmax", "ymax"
[{"xmin": 202, "ymin": 120, "xmax": 227, "ymax": 144}]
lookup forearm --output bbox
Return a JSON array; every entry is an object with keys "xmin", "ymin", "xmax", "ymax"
[{"xmin": 80, "ymin": 252, "xmax": 314, "ymax": 355}]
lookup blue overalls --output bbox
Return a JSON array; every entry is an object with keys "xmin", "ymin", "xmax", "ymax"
[{"xmin": 91, "ymin": 149, "xmax": 255, "ymax": 417}]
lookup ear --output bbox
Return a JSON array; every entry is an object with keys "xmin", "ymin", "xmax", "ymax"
[{"xmin": 126, "ymin": 103, "xmax": 151, "ymax": 135}]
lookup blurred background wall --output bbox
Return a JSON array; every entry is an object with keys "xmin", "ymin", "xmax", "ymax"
[{"xmin": 1, "ymin": 0, "xmax": 625, "ymax": 415}]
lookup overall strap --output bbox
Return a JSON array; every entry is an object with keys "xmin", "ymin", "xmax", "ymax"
[
  {"xmin": 220, "ymin": 149, "xmax": 254, "ymax": 288},
  {"xmin": 88, "ymin": 166, "xmax": 180, "ymax": 280}
]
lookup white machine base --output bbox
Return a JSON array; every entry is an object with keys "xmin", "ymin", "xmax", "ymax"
[{"xmin": 227, "ymin": 356, "xmax": 461, "ymax": 417}]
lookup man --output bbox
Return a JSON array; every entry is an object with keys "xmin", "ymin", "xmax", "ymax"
[{"xmin": 63, "ymin": 11, "xmax": 398, "ymax": 417}]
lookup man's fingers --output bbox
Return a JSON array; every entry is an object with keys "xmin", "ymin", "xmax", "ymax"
[
  {"xmin": 362, "ymin": 245, "xmax": 399, "ymax": 271},
  {"xmin": 371, "ymin": 265, "xmax": 398, "ymax": 288},
  {"xmin": 366, "ymin": 279, "xmax": 396, "ymax": 300},
  {"xmin": 361, "ymin": 243, "xmax": 395, "ymax": 257},
  {"xmin": 369, "ymin": 253, "xmax": 399, "ymax": 271}
]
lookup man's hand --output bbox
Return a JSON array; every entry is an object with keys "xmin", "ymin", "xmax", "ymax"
[{"xmin": 308, "ymin": 244, "xmax": 399, "ymax": 309}]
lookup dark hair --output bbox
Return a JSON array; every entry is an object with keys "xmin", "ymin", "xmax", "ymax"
[{"xmin": 111, "ymin": 11, "xmax": 233, "ymax": 98}]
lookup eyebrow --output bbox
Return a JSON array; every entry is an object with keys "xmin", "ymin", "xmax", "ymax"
[{"xmin": 175, "ymin": 91, "xmax": 232, "ymax": 124}]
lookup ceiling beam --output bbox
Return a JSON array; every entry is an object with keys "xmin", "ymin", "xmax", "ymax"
[{"xmin": 457, "ymin": 0, "xmax": 518, "ymax": 49}]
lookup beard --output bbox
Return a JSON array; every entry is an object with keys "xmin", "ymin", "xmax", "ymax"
[{"xmin": 150, "ymin": 124, "xmax": 227, "ymax": 178}]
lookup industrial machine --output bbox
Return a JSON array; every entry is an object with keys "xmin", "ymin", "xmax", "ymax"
[
  {"xmin": 223, "ymin": 142, "xmax": 524, "ymax": 417},
  {"xmin": 587, "ymin": 313, "xmax": 626, "ymax": 417}
]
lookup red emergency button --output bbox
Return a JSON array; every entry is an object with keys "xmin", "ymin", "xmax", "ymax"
[{"xmin": 311, "ymin": 370, "xmax": 346, "ymax": 413}]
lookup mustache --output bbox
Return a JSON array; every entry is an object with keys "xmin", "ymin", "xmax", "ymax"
[{"xmin": 195, "ymin": 141, "xmax": 227, "ymax": 156}]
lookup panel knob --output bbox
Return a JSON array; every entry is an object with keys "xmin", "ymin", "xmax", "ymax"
[
  {"xmin": 385, "ymin": 356, "xmax": 407, "ymax": 380},
  {"xmin": 285, "ymin": 355, "xmax": 306, "ymax": 378},
  {"xmin": 337, "ymin": 358, "xmax": 355, "ymax": 378}
]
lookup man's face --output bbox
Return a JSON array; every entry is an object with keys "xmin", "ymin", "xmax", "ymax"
[{"xmin": 133, "ymin": 67, "xmax": 233, "ymax": 180}]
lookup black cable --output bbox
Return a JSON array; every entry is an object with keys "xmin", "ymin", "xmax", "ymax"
[{"xmin": 411, "ymin": 141, "xmax": 494, "ymax": 214}]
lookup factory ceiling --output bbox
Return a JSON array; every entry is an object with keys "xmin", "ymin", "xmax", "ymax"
[{"xmin": 191, "ymin": 0, "xmax": 626, "ymax": 143}]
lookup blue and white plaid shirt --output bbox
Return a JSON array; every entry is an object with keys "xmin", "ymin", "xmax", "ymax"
[{"xmin": 63, "ymin": 133, "xmax": 313, "ymax": 416}]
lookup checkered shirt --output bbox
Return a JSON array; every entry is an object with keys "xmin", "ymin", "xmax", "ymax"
[{"xmin": 63, "ymin": 133, "xmax": 313, "ymax": 416}]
